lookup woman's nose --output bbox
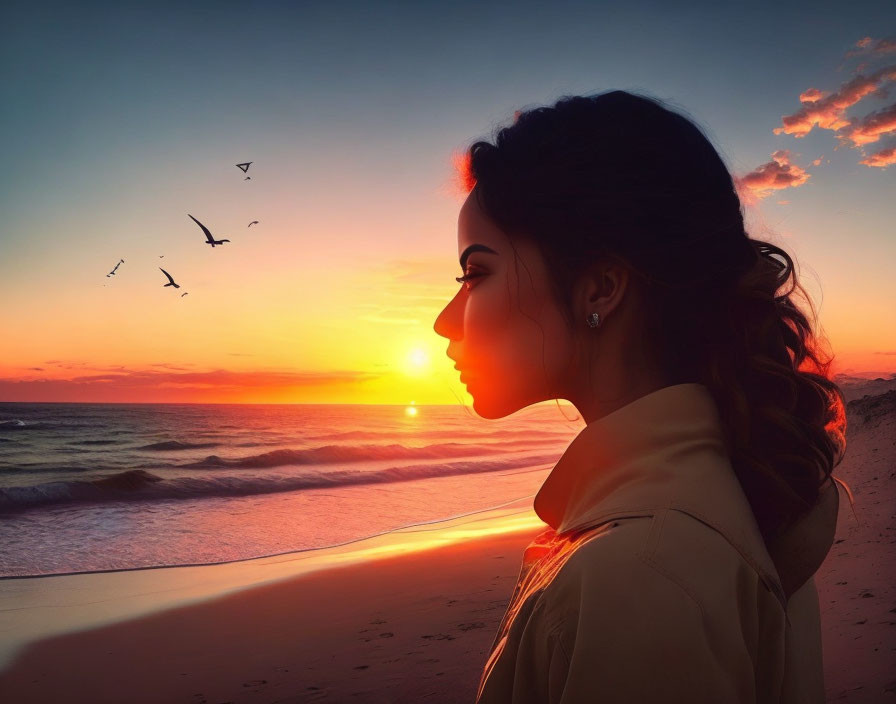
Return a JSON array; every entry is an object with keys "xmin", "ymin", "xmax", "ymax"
[{"xmin": 433, "ymin": 294, "xmax": 463, "ymax": 341}]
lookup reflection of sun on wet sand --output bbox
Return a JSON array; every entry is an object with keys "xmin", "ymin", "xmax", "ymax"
[{"xmin": 0, "ymin": 380, "xmax": 893, "ymax": 703}]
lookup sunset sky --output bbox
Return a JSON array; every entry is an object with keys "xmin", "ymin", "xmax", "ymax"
[{"xmin": 1, "ymin": 0, "xmax": 894, "ymax": 404}]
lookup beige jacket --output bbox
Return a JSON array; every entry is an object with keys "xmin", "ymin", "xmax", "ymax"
[{"xmin": 475, "ymin": 383, "xmax": 840, "ymax": 704}]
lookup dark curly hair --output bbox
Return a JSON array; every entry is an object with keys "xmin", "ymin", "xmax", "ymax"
[{"xmin": 456, "ymin": 89, "xmax": 852, "ymax": 546}]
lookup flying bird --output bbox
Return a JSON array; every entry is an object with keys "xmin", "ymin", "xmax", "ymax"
[
  {"xmin": 236, "ymin": 162, "xmax": 252, "ymax": 179},
  {"xmin": 236, "ymin": 162, "xmax": 252, "ymax": 173},
  {"xmin": 188, "ymin": 214, "xmax": 230, "ymax": 247},
  {"xmin": 106, "ymin": 259, "xmax": 124, "ymax": 277},
  {"xmin": 159, "ymin": 268, "xmax": 180, "ymax": 289},
  {"xmin": 248, "ymin": 220, "xmax": 259, "ymax": 227},
  {"xmin": 180, "ymin": 292, "xmax": 188, "ymax": 297}
]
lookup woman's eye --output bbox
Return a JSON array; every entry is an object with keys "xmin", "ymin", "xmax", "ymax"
[{"xmin": 455, "ymin": 272, "xmax": 485, "ymax": 289}]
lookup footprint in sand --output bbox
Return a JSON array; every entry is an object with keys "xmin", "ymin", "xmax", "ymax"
[
  {"xmin": 457, "ymin": 622, "xmax": 487, "ymax": 631},
  {"xmin": 422, "ymin": 633, "xmax": 455, "ymax": 640},
  {"xmin": 354, "ymin": 665, "xmax": 370, "ymax": 670},
  {"xmin": 379, "ymin": 632, "xmax": 394, "ymax": 638},
  {"xmin": 242, "ymin": 679, "xmax": 267, "ymax": 687},
  {"xmin": 370, "ymin": 618, "xmax": 387, "ymax": 624}
]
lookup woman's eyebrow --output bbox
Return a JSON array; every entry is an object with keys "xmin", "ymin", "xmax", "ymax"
[{"xmin": 460, "ymin": 244, "xmax": 499, "ymax": 269}]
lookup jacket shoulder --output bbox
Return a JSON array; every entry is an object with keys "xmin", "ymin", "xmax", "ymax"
[
  {"xmin": 524, "ymin": 516, "xmax": 770, "ymax": 703},
  {"xmin": 540, "ymin": 510, "xmax": 777, "ymax": 632},
  {"xmin": 540, "ymin": 516, "xmax": 701, "ymax": 616}
]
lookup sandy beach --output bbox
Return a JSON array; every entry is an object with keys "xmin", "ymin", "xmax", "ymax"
[
  {"xmin": 1, "ymin": 388, "xmax": 894, "ymax": 703},
  {"xmin": 0, "ymin": 504, "xmax": 546, "ymax": 704}
]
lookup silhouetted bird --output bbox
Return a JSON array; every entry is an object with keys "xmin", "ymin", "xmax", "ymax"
[
  {"xmin": 248, "ymin": 220, "xmax": 259, "ymax": 227},
  {"xmin": 180, "ymin": 292, "xmax": 188, "ymax": 297},
  {"xmin": 159, "ymin": 268, "xmax": 180, "ymax": 289},
  {"xmin": 106, "ymin": 259, "xmax": 124, "ymax": 277},
  {"xmin": 188, "ymin": 214, "xmax": 230, "ymax": 247}
]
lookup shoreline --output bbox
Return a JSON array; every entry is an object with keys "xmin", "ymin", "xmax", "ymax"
[
  {"xmin": 0, "ymin": 498, "xmax": 544, "ymax": 673},
  {"xmin": 0, "ymin": 505, "xmax": 546, "ymax": 703},
  {"xmin": 0, "ymin": 493, "xmax": 542, "ymax": 581}
]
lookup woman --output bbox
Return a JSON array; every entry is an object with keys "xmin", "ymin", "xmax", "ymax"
[{"xmin": 432, "ymin": 90, "xmax": 852, "ymax": 703}]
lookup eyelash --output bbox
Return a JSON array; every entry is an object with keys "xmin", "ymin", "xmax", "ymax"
[{"xmin": 456, "ymin": 272, "xmax": 485, "ymax": 288}]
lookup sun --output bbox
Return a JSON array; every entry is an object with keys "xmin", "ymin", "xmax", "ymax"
[{"xmin": 404, "ymin": 347, "xmax": 430, "ymax": 375}]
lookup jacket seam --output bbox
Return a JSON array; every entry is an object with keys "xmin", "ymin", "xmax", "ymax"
[
  {"xmin": 636, "ymin": 550, "xmax": 708, "ymax": 621},
  {"xmin": 548, "ymin": 617, "xmax": 572, "ymax": 668},
  {"xmin": 667, "ymin": 507, "xmax": 788, "ymax": 612},
  {"xmin": 637, "ymin": 512, "xmax": 707, "ymax": 621}
]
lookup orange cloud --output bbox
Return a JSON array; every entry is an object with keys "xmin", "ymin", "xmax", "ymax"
[
  {"xmin": 0, "ymin": 368, "xmax": 383, "ymax": 403},
  {"xmin": 859, "ymin": 146, "xmax": 896, "ymax": 167},
  {"xmin": 734, "ymin": 149, "xmax": 810, "ymax": 203},
  {"xmin": 800, "ymin": 88, "xmax": 827, "ymax": 103},
  {"xmin": 773, "ymin": 64, "xmax": 896, "ymax": 139},
  {"xmin": 846, "ymin": 36, "xmax": 896, "ymax": 59},
  {"xmin": 812, "ymin": 156, "xmax": 823, "ymax": 166},
  {"xmin": 836, "ymin": 102, "xmax": 896, "ymax": 146}
]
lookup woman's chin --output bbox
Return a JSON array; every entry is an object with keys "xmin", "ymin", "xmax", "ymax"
[{"xmin": 469, "ymin": 393, "xmax": 517, "ymax": 420}]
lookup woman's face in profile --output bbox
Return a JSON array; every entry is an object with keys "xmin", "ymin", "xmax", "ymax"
[{"xmin": 433, "ymin": 191, "xmax": 576, "ymax": 419}]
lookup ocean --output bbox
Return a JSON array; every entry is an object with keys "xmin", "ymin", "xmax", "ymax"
[{"xmin": 0, "ymin": 402, "xmax": 582, "ymax": 578}]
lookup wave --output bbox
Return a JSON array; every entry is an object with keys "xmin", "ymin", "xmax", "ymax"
[
  {"xmin": 306, "ymin": 427, "xmax": 568, "ymax": 443},
  {"xmin": 0, "ymin": 419, "xmax": 103, "ymax": 432},
  {"xmin": 136, "ymin": 441, "xmax": 222, "ymax": 451},
  {"xmin": 181, "ymin": 440, "xmax": 545, "ymax": 469},
  {"xmin": 0, "ymin": 453, "xmax": 558, "ymax": 512}
]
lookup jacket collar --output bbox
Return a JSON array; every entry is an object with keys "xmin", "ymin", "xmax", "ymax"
[{"xmin": 533, "ymin": 383, "xmax": 837, "ymax": 606}]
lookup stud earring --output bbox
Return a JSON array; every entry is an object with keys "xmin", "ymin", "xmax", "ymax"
[{"xmin": 587, "ymin": 312, "xmax": 601, "ymax": 328}]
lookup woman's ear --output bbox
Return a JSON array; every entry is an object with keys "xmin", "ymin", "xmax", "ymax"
[{"xmin": 577, "ymin": 258, "xmax": 630, "ymax": 320}]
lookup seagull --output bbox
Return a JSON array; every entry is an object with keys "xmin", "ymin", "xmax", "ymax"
[
  {"xmin": 188, "ymin": 214, "xmax": 230, "ymax": 247},
  {"xmin": 159, "ymin": 268, "xmax": 180, "ymax": 289},
  {"xmin": 236, "ymin": 162, "xmax": 252, "ymax": 181},
  {"xmin": 106, "ymin": 259, "xmax": 124, "ymax": 277},
  {"xmin": 180, "ymin": 292, "xmax": 188, "ymax": 297},
  {"xmin": 248, "ymin": 220, "xmax": 259, "ymax": 227}
]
